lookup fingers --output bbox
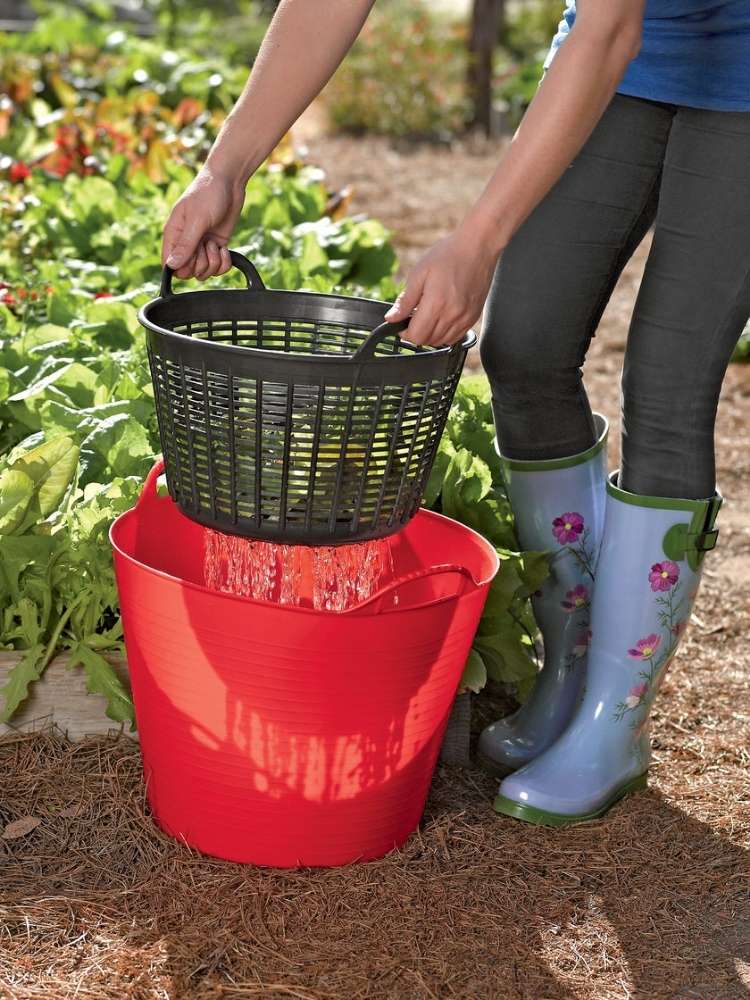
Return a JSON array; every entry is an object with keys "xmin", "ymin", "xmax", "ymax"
[
  {"xmin": 216, "ymin": 246, "xmax": 232, "ymax": 276},
  {"xmin": 163, "ymin": 207, "xmax": 205, "ymax": 273},
  {"xmin": 384, "ymin": 271, "xmax": 425, "ymax": 324},
  {"xmin": 202, "ymin": 240, "xmax": 222, "ymax": 277},
  {"xmin": 192, "ymin": 242, "xmax": 210, "ymax": 280},
  {"xmin": 388, "ymin": 273, "xmax": 471, "ymax": 348}
]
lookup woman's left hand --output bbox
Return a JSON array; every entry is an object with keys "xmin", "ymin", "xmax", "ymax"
[{"xmin": 383, "ymin": 223, "xmax": 499, "ymax": 346}]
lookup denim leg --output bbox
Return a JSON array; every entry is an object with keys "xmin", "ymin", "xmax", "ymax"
[
  {"xmin": 480, "ymin": 94, "xmax": 673, "ymax": 460},
  {"xmin": 620, "ymin": 106, "xmax": 750, "ymax": 498}
]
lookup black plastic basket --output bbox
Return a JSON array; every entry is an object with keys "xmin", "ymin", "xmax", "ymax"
[{"xmin": 139, "ymin": 250, "xmax": 475, "ymax": 545}]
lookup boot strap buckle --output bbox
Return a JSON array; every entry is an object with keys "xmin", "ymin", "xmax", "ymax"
[{"xmin": 692, "ymin": 528, "xmax": 719, "ymax": 552}]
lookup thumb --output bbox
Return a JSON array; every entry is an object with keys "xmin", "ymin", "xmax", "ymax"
[
  {"xmin": 384, "ymin": 273, "xmax": 424, "ymax": 321},
  {"xmin": 163, "ymin": 211, "xmax": 206, "ymax": 270}
]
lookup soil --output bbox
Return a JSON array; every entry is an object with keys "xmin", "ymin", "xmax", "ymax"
[{"xmin": 1, "ymin": 122, "xmax": 749, "ymax": 1000}]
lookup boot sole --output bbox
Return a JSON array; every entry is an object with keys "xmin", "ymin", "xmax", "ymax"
[
  {"xmin": 492, "ymin": 772, "xmax": 649, "ymax": 827},
  {"xmin": 476, "ymin": 751, "xmax": 518, "ymax": 780}
]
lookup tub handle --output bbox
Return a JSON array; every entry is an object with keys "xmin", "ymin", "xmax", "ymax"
[
  {"xmin": 342, "ymin": 562, "xmax": 477, "ymax": 615},
  {"xmin": 134, "ymin": 463, "xmax": 479, "ymax": 612},
  {"xmin": 138, "ymin": 457, "xmax": 166, "ymax": 508}
]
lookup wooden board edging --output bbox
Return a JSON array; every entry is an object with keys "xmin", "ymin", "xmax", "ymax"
[{"xmin": 0, "ymin": 651, "xmax": 137, "ymax": 741}]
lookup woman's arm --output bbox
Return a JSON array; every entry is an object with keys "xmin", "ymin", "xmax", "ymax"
[
  {"xmin": 385, "ymin": 0, "xmax": 646, "ymax": 345},
  {"xmin": 162, "ymin": 0, "xmax": 375, "ymax": 279}
]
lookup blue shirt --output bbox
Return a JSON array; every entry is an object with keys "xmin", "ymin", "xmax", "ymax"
[{"xmin": 544, "ymin": 2, "xmax": 750, "ymax": 111}]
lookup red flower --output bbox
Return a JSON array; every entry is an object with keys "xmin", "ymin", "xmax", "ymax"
[
  {"xmin": 8, "ymin": 161, "xmax": 30, "ymax": 183},
  {"xmin": 1, "ymin": 291, "xmax": 17, "ymax": 306},
  {"xmin": 94, "ymin": 290, "xmax": 113, "ymax": 299}
]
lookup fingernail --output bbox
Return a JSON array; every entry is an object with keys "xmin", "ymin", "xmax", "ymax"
[
  {"xmin": 384, "ymin": 308, "xmax": 396, "ymax": 319},
  {"xmin": 166, "ymin": 254, "xmax": 180, "ymax": 268}
]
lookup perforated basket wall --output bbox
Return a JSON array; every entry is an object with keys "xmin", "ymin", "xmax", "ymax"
[{"xmin": 139, "ymin": 252, "xmax": 474, "ymax": 544}]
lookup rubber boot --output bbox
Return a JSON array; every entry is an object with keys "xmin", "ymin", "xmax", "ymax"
[
  {"xmin": 493, "ymin": 472, "xmax": 722, "ymax": 826},
  {"xmin": 477, "ymin": 415, "xmax": 608, "ymax": 777}
]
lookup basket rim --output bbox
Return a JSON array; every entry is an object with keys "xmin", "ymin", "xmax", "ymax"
[{"xmin": 138, "ymin": 285, "xmax": 477, "ymax": 364}]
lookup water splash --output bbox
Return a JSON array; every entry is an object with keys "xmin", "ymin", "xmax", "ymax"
[{"xmin": 203, "ymin": 531, "xmax": 394, "ymax": 611}]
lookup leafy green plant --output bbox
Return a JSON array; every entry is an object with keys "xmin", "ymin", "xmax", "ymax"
[
  {"xmin": 324, "ymin": 2, "xmax": 470, "ymax": 139},
  {"xmin": 424, "ymin": 376, "xmax": 548, "ymax": 699},
  {"xmin": 0, "ymin": 13, "xmax": 403, "ymax": 725},
  {"xmin": 0, "ymin": 11, "xmax": 540, "ymax": 727}
]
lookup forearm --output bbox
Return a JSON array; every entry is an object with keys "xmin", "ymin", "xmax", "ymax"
[
  {"xmin": 205, "ymin": 0, "xmax": 375, "ymax": 186},
  {"xmin": 463, "ymin": 13, "xmax": 643, "ymax": 255}
]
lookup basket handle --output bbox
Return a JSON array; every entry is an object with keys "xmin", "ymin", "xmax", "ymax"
[
  {"xmin": 353, "ymin": 319, "xmax": 473, "ymax": 362},
  {"xmin": 159, "ymin": 250, "xmax": 265, "ymax": 299}
]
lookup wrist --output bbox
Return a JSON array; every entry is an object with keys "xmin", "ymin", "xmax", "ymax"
[
  {"xmin": 457, "ymin": 201, "xmax": 512, "ymax": 258},
  {"xmin": 203, "ymin": 151, "xmax": 254, "ymax": 195},
  {"xmin": 204, "ymin": 128, "xmax": 266, "ymax": 193}
]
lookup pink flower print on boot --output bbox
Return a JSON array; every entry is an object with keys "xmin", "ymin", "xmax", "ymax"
[
  {"xmin": 625, "ymin": 682, "xmax": 649, "ymax": 709},
  {"xmin": 649, "ymin": 560, "xmax": 679, "ymax": 592},
  {"xmin": 572, "ymin": 629, "xmax": 592, "ymax": 658},
  {"xmin": 552, "ymin": 512, "xmax": 584, "ymax": 545},
  {"xmin": 627, "ymin": 634, "xmax": 662, "ymax": 660},
  {"xmin": 561, "ymin": 584, "xmax": 589, "ymax": 613}
]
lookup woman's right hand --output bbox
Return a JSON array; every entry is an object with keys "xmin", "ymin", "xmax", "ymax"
[{"xmin": 162, "ymin": 167, "xmax": 246, "ymax": 280}]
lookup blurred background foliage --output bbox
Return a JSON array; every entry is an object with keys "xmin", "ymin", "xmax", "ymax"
[{"xmin": 2, "ymin": 0, "xmax": 563, "ymax": 139}]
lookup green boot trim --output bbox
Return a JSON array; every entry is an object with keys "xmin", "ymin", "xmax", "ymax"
[
  {"xmin": 606, "ymin": 473, "xmax": 723, "ymax": 570},
  {"xmin": 492, "ymin": 771, "xmax": 649, "ymax": 827},
  {"xmin": 496, "ymin": 413, "xmax": 608, "ymax": 473}
]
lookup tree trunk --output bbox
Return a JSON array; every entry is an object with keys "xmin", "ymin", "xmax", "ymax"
[{"xmin": 467, "ymin": 0, "xmax": 505, "ymax": 135}]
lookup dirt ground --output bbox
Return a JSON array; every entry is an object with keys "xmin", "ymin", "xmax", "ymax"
[{"xmin": 1, "ymin": 125, "xmax": 749, "ymax": 1000}]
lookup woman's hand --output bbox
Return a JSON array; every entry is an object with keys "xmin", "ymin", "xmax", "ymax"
[
  {"xmin": 383, "ymin": 223, "xmax": 499, "ymax": 346},
  {"xmin": 161, "ymin": 167, "xmax": 245, "ymax": 280},
  {"xmin": 160, "ymin": 0, "xmax": 377, "ymax": 281}
]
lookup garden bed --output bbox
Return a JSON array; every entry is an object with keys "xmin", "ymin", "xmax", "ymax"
[{"xmin": 0, "ymin": 651, "xmax": 131, "ymax": 739}]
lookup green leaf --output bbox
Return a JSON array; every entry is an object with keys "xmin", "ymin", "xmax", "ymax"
[
  {"xmin": 474, "ymin": 629, "xmax": 538, "ymax": 685},
  {"xmin": 79, "ymin": 413, "xmax": 155, "ymax": 484},
  {"xmin": 481, "ymin": 561, "xmax": 524, "ymax": 618},
  {"xmin": 10, "ymin": 436, "xmax": 79, "ymax": 519},
  {"xmin": 0, "ymin": 469, "xmax": 35, "ymax": 535},
  {"xmin": 459, "ymin": 648, "xmax": 487, "ymax": 694},
  {"xmin": 442, "ymin": 446, "xmax": 493, "ymax": 510},
  {"xmin": 3, "ymin": 596, "xmax": 44, "ymax": 647},
  {"xmin": 298, "ymin": 230, "xmax": 329, "ymax": 277},
  {"xmin": 66, "ymin": 643, "xmax": 134, "ymax": 727},
  {"xmin": 0, "ymin": 535, "xmax": 56, "ymax": 603},
  {"xmin": 7, "ymin": 362, "xmax": 99, "ymax": 427},
  {"xmin": 422, "ymin": 444, "xmax": 453, "ymax": 509},
  {"xmin": 0, "ymin": 643, "xmax": 46, "ymax": 722},
  {"xmin": 516, "ymin": 550, "xmax": 551, "ymax": 598}
]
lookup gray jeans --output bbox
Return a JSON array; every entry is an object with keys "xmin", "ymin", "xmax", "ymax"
[{"xmin": 480, "ymin": 93, "xmax": 750, "ymax": 499}]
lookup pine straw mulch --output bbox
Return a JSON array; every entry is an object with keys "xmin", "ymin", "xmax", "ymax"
[{"xmin": 2, "ymin": 129, "xmax": 750, "ymax": 999}]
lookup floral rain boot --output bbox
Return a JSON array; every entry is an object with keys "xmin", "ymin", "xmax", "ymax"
[
  {"xmin": 477, "ymin": 415, "xmax": 608, "ymax": 777},
  {"xmin": 493, "ymin": 472, "xmax": 722, "ymax": 826}
]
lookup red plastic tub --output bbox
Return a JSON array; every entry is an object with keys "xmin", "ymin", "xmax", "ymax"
[{"xmin": 110, "ymin": 460, "xmax": 498, "ymax": 867}]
